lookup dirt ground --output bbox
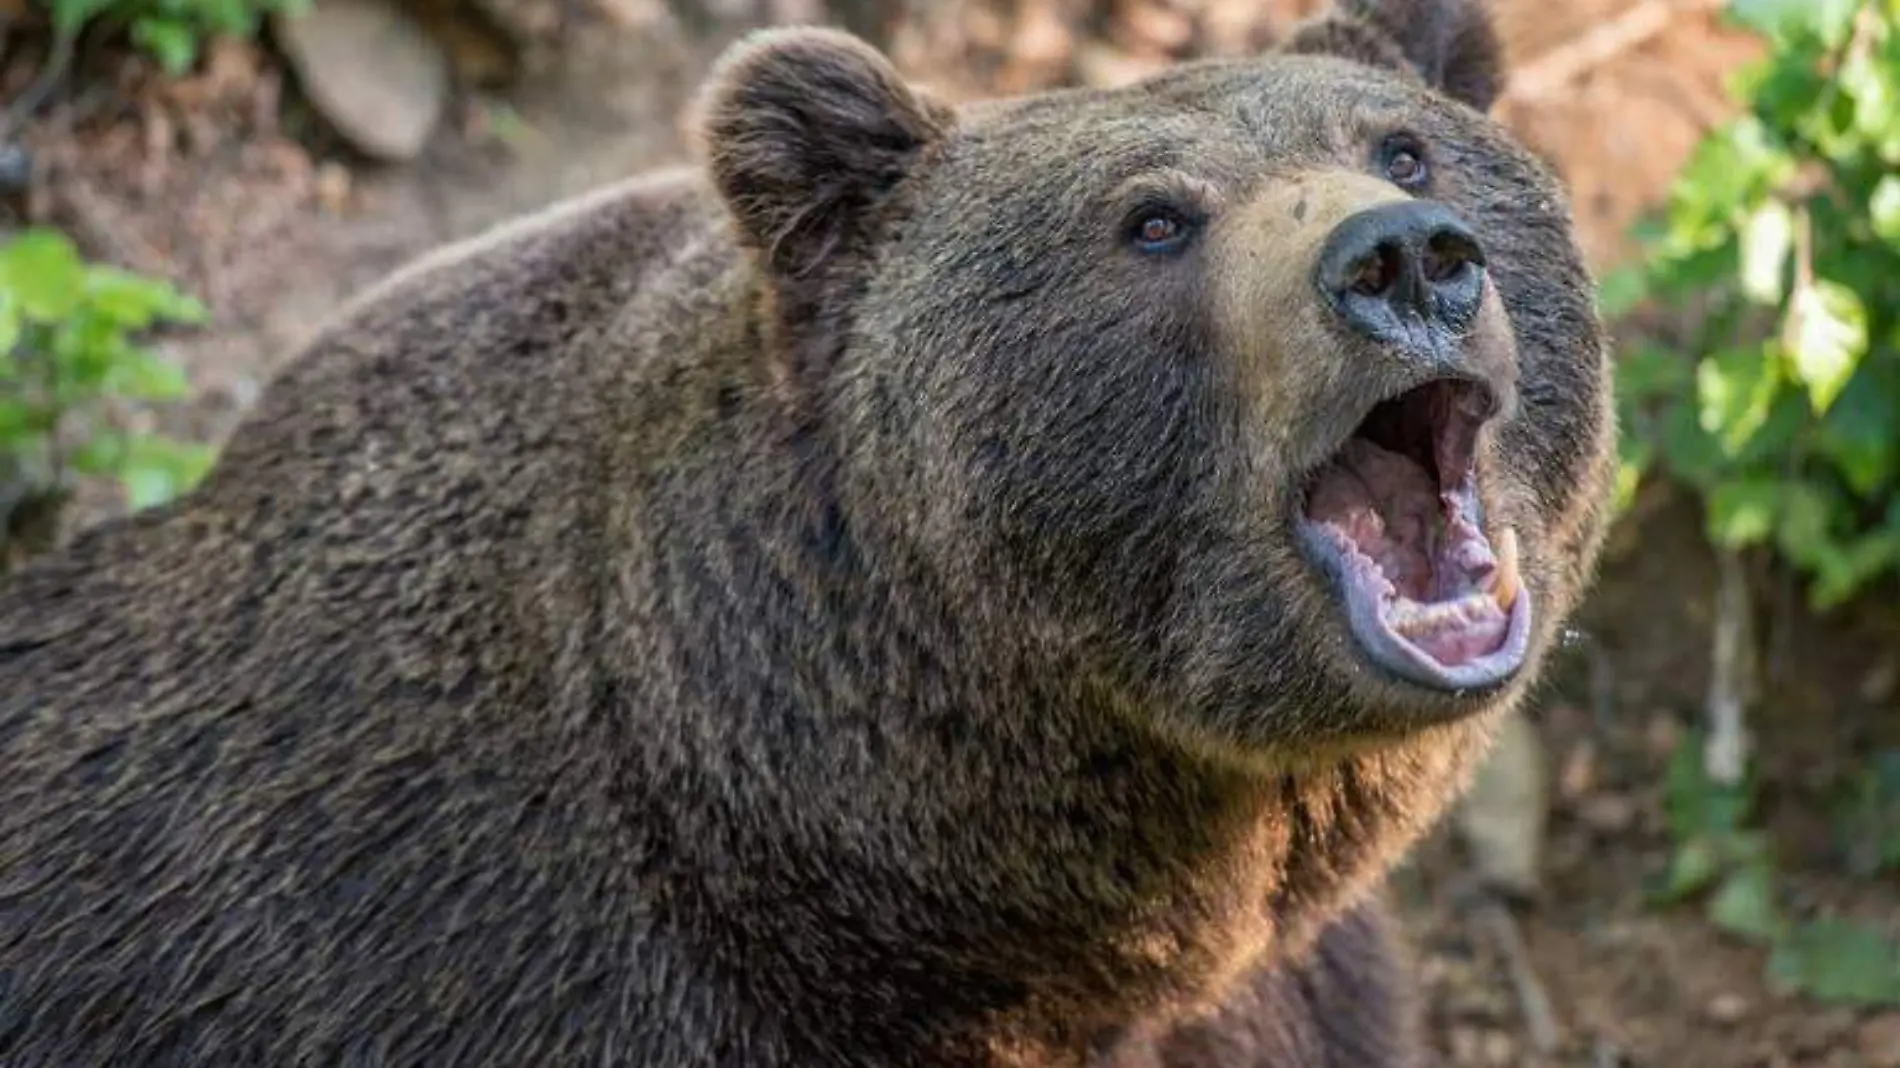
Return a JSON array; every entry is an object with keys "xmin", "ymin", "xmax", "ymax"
[{"xmin": 6, "ymin": 1, "xmax": 1899, "ymax": 1065}]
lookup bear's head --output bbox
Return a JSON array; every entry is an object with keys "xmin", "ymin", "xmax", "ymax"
[{"xmin": 697, "ymin": 0, "xmax": 1614, "ymax": 756}]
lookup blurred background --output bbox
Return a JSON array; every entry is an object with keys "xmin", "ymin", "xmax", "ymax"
[{"xmin": 1, "ymin": 0, "xmax": 1896, "ymax": 1064}]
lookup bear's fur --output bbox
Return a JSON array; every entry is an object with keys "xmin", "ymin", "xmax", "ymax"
[{"xmin": 0, "ymin": 0, "xmax": 1615, "ymax": 1063}]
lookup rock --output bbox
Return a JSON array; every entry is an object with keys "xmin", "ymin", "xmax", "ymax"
[
  {"xmin": 1862, "ymin": 661, "xmax": 1898, "ymax": 703},
  {"xmin": 1001, "ymin": 3, "xmax": 1075, "ymax": 91},
  {"xmin": 273, "ymin": 0, "xmax": 451, "ymax": 162},
  {"xmin": 1073, "ymin": 43, "xmax": 1168, "ymax": 89},
  {"xmin": 596, "ymin": 0, "xmax": 667, "ymax": 27},
  {"xmin": 0, "ymin": 141, "xmax": 32, "ymax": 194},
  {"xmin": 1578, "ymin": 793, "xmax": 1638, "ymax": 835},
  {"xmin": 1110, "ymin": 0, "xmax": 1194, "ymax": 57},
  {"xmin": 1479, "ymin": 1029, "xmax": 1518, "ymax": 1066},
  {"xmin": 1456, "ymin": 708, "xmax": 1549, "ymax": 898},
  {"xmin": 1704, "ymin": 992, "xmax": 1749, "ymax": 1025},
  {"xmin": 1859, "ymin": 1013, "xmax": 1900, "ymax": 1068},
  {"xmin": 314, "ymin": 161, "xmax": 354, "ymax": 214},
  {"xmin": 1447, "ymin": 1026, "xmax": 1487, "ymax": 1064},
  {"xmin": 1557, "ymin": 737, "xmax": 1598, "ymax": 801},
  {"xmin": 1643, "ymin": 711, "xmax": 1682, "ymax": 760}
]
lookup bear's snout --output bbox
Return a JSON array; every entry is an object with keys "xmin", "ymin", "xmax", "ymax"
[{"xmin": 1313, "ymin": 199, "xmax": 1487, "ymax": 356}]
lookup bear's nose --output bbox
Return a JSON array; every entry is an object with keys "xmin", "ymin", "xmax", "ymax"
[{"xmin": 1314, "ymin": 201, "xmax": 1486, "ymax": 351}]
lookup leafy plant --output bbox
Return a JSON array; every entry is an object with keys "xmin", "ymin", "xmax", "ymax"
[
  {"xmin": 1653, "ymin": 730, "xmax": 1900, "ymax": 1006},
  {"xmin": 38, "ymin": 0, "xmax": 309, "ymax": 76},
  {"xmin": 1, "ymin": 227, "xmax": 217, "ymax": 550},
  {"xmin": 1608, "ymin": 0, "xmax": 1900, "ymax": 611}
]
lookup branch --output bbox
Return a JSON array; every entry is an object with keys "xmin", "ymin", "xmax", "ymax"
[
  {"xmin": 1501, "ymin": 0, "xmax": 1729, "ymax": 104},
  {"xmin": 1473, "ymin": 896, "xmax": 1564, "ymax": 1055},
  {"xmin": 1705, "ymin": 547, "xmax": 1755, "ymax": 788},
  {"xmin": 1, "ymin": 26, "xmax": 78, "ymax": 137}
]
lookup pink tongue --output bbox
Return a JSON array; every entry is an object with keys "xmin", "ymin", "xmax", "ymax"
[{"xmin": 1305, "ymin": 439, "xmax": 1439, "ymax": 600}]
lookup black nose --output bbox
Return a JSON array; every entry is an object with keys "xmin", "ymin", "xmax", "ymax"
[{"xmin": 1314, "ymin": 201, "xmax": 1487, "ymax": 349}]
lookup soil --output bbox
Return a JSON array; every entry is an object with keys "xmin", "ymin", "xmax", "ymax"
[{"xmin": 4, "ymin": 1, "xmax": 1896, "ymax": 1065}]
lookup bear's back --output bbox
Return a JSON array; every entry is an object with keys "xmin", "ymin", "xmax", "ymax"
[
  {"xmin": 0, "ymin": 166, "xmax": 739, "ymax": 723},
  {"xmin": 0, "ymin": 169, "xmax": 789, "ymax": 1067}
]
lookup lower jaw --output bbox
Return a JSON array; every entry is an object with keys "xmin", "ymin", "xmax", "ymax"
[
  {"xmin": 1343, "ymin": 576, "xmax": 1533, "ymax": 693},
  {"xmin": 1295, "ymin": 523, "xmax": 1535, "ymax": 696}
]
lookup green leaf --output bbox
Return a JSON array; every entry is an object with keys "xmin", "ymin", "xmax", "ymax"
[
  {"xmin": 1841, "ymin": 36, "xmax": 1899, "ymax": 145},
  {"xmin": 1708, "ymin": 476, "xmax": 1781, "ymax": 547},
  {"xmin": 0, "ymin": 229, "xmax": 86, "ymax": 323},
  {"xmin": 1662, "ymin": 837, "xmax": 1725, "ymax": 900},
  {"xmin": 1872, "ymin": 175, "xmax": 1900, "ymax": 246},
  {"xmin": 1697, "ymin": 345, "xmax": 1783, "ymax": 454},
  {"xmin": 1664, "ymin": 729, "xmax": 1756, "ymax": 838},
  {"xmin": 1817, "ymin": 370, "xmax": 1899, "ymax": 497},
  {"xmin": 0, "ymin": 398, "xmax": 40, "ymax": 443},
  {"xmin": 1612, "ymin": 431, "xmax": 1654, "ymax": 516},
  {"xmin": 131, "ymin": 16, "xmax": 201, "ymax": 76},
  {"xmin": 1729, "ymin": 389, "xmax": 1809, "ymax": 469},
  {"xmin": 69, "ymin": 432, "xmax": 126, "ymax": 476},
  {"xmin": 1738, "ymin": 198, "xmax": 1794, "ymax": 305},
  {"xmin": 1612, "ymin": 460, "xmax": 1646, "ymax": 516},
  {"xmin": 0, "ymin": 288, "xmax": 20, "ymax": 356},
  {"xmin": 1707, "ymin": 863, "xmax": 1783, "ymax": 943},
  {"xmin": 1768, "ymin": 920, "xmax": 1900, "ymax": 1005},
  {"xmin": 1658, "ymin": 401, "xmax": 1727, "ymax": 488},
  {"xmin": 1786, "ymin": 279, "xmax": 1869, "ymax": 415},
  {"xmin": 84, "ymin": 267, "xmax": 207, "ymax": 329},
  {"xmin": 1810, "ymin": 530, "xmax": 1900, "ymax": 610},
  {"xmin": 105, "ymin": 350, "xmax": 191, "ymax": 402},
  {"xmin": 48, "ymin": 310, "xmax": 128, "ymax": 389},
  {"xmin": 1728, "ymin": 0, "xmax": 1860, "ymax": 44},
  {"xmin": 122, "ymin": 466, "xmax": 182, "ymax": 511},
  {"xmin": 1597, "ymin": 264, "xmax": 1650, "ymax": 320},
  {"xmin": 1661, "ymin": 115, "xmax": 1795, "ymax": 254},
  {"xmin": 1646, "ymin": 238, "xmax": 1739, "ymax": 302},
  {"xmin": 1773, "ymin": 478, "xmax": 1837, "ymax": 563},
  {"xmin": 1618, "ymin": 345, "xmax": 1696, "ymax": 402},
  {"xmin": 1743, "ymin": 47, "xmax": 1832, "ymax": 131},
  {"xmin": 119, "ymin": 436, "xmax": 216, "ymax": 510},
  {"xmin": 205, "ymin": 0, "xmax": 252, "ymax": 34}
]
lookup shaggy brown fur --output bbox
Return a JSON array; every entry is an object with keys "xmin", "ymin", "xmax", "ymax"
[{"xmin": 0, "ymin": 0, "xmax": 1614, "ymax": 1064}]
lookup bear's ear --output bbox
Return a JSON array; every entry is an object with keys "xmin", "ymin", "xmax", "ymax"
[
  {"xmin": 697, "ymin": 27, "xmax": 954, "ymax": 279},
  {"xmin": 1284, "ymin": 0, "xmax": 1504, "ymax": 114}
]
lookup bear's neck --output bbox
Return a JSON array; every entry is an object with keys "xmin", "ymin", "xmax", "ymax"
[{"xmin": 591, "ymin": 402, "xmax": 1453, "ymax": 1066}]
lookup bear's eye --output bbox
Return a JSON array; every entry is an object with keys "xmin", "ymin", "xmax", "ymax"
[
  {"xmin": 1129, "ymin": 208, "xmax": 1194, "ymax": 255},
  {"xmin": 1380, "ymin": 135, "xmax": 1430, "ymax": 190}
]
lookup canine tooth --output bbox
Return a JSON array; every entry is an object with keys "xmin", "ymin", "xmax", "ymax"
[{"xmin": 1493, "ymin": 528, "xmax": 1521, "ymax": 611}]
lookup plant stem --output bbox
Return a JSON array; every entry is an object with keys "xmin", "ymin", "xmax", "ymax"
[
  {"xmin": 1706, "ymin": 547, "xmax": 1756, "ymax": 788},
  {"xmin": 1, "ymin": 26, "xmax": 79, "ymax": 137}
]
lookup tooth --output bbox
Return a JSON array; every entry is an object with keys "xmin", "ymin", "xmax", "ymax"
[{"xmin": 1493, "ymin": 528, "xmax": 1521, "ymax": 611}]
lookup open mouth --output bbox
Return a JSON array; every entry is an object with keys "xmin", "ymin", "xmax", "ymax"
[{"xmin": 1296, "ymin": 377, "xmax": 1531, "ymax": 692}]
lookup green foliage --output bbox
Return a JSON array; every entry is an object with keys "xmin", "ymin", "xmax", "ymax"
[
  {"xmin": 1, "ymin": 228, "xmax": 216, "ymax": 526},
  {"xmin": 40, "ymin": 0, "xmax": 309, "ymax": 76},
  {"xmin": 1654, "ymin": 730, "xmax": 1900, "ymax": 1005},
  {"xmin": 1612, "ymin": 0, "xmax": 1900, "ymax": 610},
  {"xmin": 1833, "ymin": 749, "xmax": 1900, "ymax": 877}
]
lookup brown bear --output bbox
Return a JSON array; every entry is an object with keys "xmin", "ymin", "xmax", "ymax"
[{"xmin": 0, "ymin": 0, "xmax": 1615, "ymax": 1063}]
